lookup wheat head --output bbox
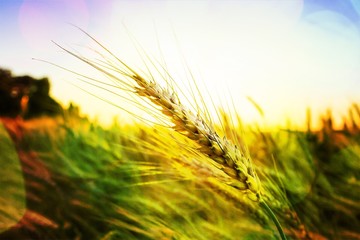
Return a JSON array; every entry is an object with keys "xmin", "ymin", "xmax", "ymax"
[
  {"xmin": 51, "ymin": 28, "xmax": 287, "ymax": 239},
  {"xmin": 133, "ymin": 73, "xmax": 261, "ymax": 200},
  {"xmin": 53, "ymin": 44, "xmax": 261, "ymax": 203}
]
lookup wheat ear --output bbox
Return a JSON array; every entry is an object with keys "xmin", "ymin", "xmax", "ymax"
[
  {"xmin": 52, "ymin": 28, "xmax": 286, "ymax": 239},
  {"xmin": 53, "ymin": 45, "xmax": 261, "ymax": 202},
  {"xmin": 133, "ymin": 72, "xmax": 263, "ymax": 197}
]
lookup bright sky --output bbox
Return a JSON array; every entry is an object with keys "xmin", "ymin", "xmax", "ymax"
[{"xmin": 1, "ymin": 0, "xmax": 360, "ymax": 129}]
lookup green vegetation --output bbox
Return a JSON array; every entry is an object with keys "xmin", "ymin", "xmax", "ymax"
[
  {"xmin": 0, "ymin": 102, "xmax": 359, "ymax": 239},
  {"xmin": 0, "ymin": 68, "xmax": 62, "ymax": 119}
]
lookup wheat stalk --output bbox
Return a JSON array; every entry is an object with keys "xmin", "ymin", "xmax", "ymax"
[
  {"xmin": 54, "ymin": 41, "xmax": 261, "ymax": 199},
  {"xmin": 51, "ymin": 28, "xmax": 287, "ymax": 239}
]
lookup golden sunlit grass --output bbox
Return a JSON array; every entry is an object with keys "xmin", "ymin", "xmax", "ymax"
[{"xmin": 1, "ymin": 103, "xmax": 360, "ymax": 239}]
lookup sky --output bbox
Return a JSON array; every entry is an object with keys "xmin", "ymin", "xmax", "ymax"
[{"xmin": 1, "ymin": 0, "xmax": 360, "ymax": 129}]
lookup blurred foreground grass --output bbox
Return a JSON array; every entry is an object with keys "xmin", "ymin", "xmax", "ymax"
[{"xmin": 0, "ymin": 104, "xmax": 359, "ymax": 239}]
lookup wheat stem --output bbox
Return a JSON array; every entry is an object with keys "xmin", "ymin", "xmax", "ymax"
[{"xmin": 260, "ymin": 200, "xmax": 287, "ymax": 240}]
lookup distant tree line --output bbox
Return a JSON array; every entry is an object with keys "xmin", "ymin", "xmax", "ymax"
[{"xmin": 0, "ymin": 68, "xmax": 63, "ymax": 118}]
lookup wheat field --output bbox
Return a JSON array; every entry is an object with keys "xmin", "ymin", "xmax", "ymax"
[{"xmin": 1, "ymin": 31, "xmax": 360, "ymax": 239}]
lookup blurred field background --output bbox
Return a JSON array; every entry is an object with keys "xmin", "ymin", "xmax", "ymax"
[{"xmin": 0, "ymin": 77, "xmax": 359, "ymax": 239}]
